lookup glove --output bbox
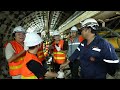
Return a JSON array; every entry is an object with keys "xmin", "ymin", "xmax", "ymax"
[
  {"xmin": 57, "ymin": 71, "xmax": 64, "ymax": 78},
  {"xmin": 24, "ymin": 45, "xmax": 29, "ymax": 51},
  {"xmin": 55, "ymin": 45, "xmax": 61, "ymax": 51}
]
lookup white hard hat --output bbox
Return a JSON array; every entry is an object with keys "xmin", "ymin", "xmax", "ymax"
[
  {"xmin": 12, "ymin": 26, "xmax": 25, "ymax": 34},
  {"xmin": 52, "ymin": 30, "xmax": 60, "ymax": 36},
  {"xmin": 80, "ymin": 18, "xmax": 99, "ymax": 30},
  {"xmin": 70, "ymin": 26, "xmax": 78, "ymax": 32},
  {"xmin": 24, "ymin": 32, "xmax": 43, "ymax": 47}
]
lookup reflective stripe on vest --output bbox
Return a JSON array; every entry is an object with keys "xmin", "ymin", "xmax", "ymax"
[
  {"xmin": 14, "ymin": 57, "xmax": 24, "ymax": 62},
  {"xmin": 9, "ymin": 64, "xmax": 22, "ymax": 70},
  {"xmin": 37, "ymin": 48, "xmax": 45, "ymax": 62},
  {"xmin": 54, "ymin": 57, "xmax": 65, "ymax": 60},
  {"xmin": 37, "ymin": 51, "xmax": 43, "ymax": 54},
  {"xmin": 52, "ymin": 40, "xmax": 66, "ymax": 64},
  {"xmin": 21, "ymin": 75, "xmax": 37, "ymax": 79},
  {"xmin": 38, "ymin": 55, "xmax": 44, "ymax": 58},
  {"xmin": 68, "ymin": 42, "xmax": 80, "ymax": 45},
  {"xmin": 53, "ymin": 52, "xmax": 66, "ymax": 64},
  {"xmin": 9, "ymin": 57, "xmax": 24, "ymax": 75}
]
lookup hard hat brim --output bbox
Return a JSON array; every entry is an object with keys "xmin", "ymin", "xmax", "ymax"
[
  {"xmin": 70, "ymin": 30, "xmax": 78, "ymax": 32},
  {"xmin": 12, "ymin": 31, "xmax": 26, "ymax": 34}
]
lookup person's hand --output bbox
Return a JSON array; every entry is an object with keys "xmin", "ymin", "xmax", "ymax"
[
  {"xmin": 60, "ymin": 63, "xmax": 67, "ymax": 69},
  {"xmin": 45, "ymin": 71, "xmax": 58, "ymax": 78},
  {"xmin": 60, "ymin": 60, "xmax": 70, "ymax": 69},
  {"xmin": 57, "ymin": 71, "xmax": 65, "ymax": 78},
  {"xmin": 24, "ymin": 45, "xmax": 29, "ymax": 51}
]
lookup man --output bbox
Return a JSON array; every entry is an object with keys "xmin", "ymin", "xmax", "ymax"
[
  {"xmin": 49, "ymin": 30, "xmax": 68, "ymax": 73},
  {"xmin": 67, "ymin": 26, "xmax": 84, "ymax": 79},
  {"xmin": 60, "ymin": 18, "xmax": 119, "ymax": 79},
  {"xmin": 21, "ymin": 32, "xmax": 64, "ymax": 79},
  {"xmin": 5, "ymin": 26, "xmax": 26, "ymax": 79}
]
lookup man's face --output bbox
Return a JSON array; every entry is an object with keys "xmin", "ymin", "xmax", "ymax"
[
  {"xmin": 80, "ymin": 27, "xmax": 89, "ymax": 39},
  {"xmin": 14, "ymin": 32, "xmax": 25, "ymax": 42},
  {"xmin": 70, "ymin": 31, "xmax": 77, "ymax": 38}
]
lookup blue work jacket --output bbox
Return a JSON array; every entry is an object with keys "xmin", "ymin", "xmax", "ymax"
[{"xmin": 69, "ymin": 35, "xmax": 119, "ymax": 79}]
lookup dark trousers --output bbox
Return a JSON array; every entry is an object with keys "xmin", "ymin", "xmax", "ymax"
[
  {"xmin": 80, "ymin": 72, "xmax": 106, "ymax": 79},
  {"xmin": 69, "ymin": 59, "xmax": 80, "ymax": 79}
]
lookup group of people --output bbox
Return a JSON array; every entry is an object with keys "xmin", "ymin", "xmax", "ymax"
[
  {"xmin": 4, "ymin": 18, "xmax": 120, "ymax": 79},
  {"xmin": 5, "ymin": 26, "xmax": 64, "ymax": 79}
]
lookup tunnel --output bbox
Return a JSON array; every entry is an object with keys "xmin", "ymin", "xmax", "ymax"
[{"xmin": 0, "ymin": 11, "xmax": 120, "ymax": 79}]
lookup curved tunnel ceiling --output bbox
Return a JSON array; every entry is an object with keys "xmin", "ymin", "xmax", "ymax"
[
  {"xmin": 1, "ymin": 11, "xmax": 120, "ymax": 45},
  {"xmin": 0, "ymin": 11, "xmax": 75, "ymax": 44}
]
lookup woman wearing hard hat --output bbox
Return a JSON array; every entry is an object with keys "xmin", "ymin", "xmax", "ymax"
[
  {"xmin": 21, "ymin": 32, "xmax": 64, "ymax": 79},
  {"xmin": 5, "ymin": 26, "xmax": 26, "ymax": 79}
]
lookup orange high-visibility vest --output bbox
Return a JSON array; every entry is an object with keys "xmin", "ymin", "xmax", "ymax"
[
  {"xmin": 78, "ymin": 35, "xmax": 84, "ymax": 42},
  {"xmin": 21, "ymin": 52, "xmax": 42, "ymax": 79},
  {"xmin": 52, "ymin": 40, "xmax": 66, "ymax": 64},
  {"xmin": 37, "ymin": 43, "xmax": 45, "ymax": 62},
  {"xmin": 8, "ymin": 40, "xmax": 25, "ymax": 76}
]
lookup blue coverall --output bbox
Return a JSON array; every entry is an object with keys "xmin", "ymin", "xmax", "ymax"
[{"xmin": 69, "ymin": 35, "xmax": 119, "ymax": 79}]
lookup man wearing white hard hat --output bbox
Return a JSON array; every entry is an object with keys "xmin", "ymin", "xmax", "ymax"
[
  {"xmin": 61, "ymin": 18, "xmax": 119, "ymax": 79},
  {"xmin": 67, "ymin": 26, "xmax": 84, "ymax": 79},
  {"xmin": 5, "ymin": 26, "xmax": 26, "ymax": 79},
  {"xmin": 21, "ymin": 32, "xmax": 64, "ymax": 79}
]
